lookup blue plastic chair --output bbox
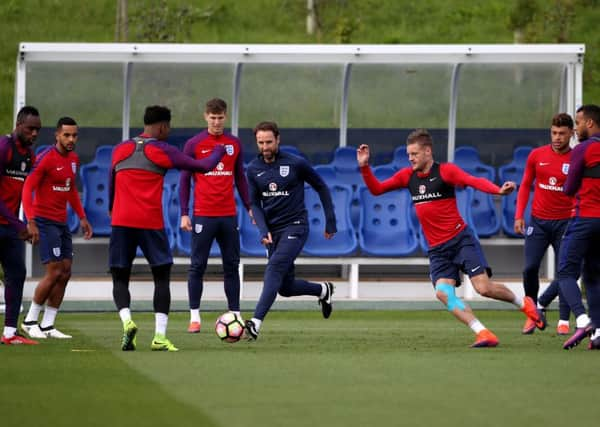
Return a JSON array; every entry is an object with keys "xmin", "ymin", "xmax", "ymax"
[
  {"xmin": 331, "ymin": 146, "xmax": 359, "ymax": 171},
  {"xmin": 279, "ymin": 145, "xmax": 307, "ymax": 160},
  {"xmin": 94, "ymin": 145, "xmax": 114, "ymax": 166},
  {"xmin": 454, "ymin": 146, "xmax": 500, "ymax": 237},
  {"xmin": 239, "ymin": 205, "xmax": 266, "ymax": 257},
  {"xmin": 502, "ymin": 190, "xmax": 533, "ymax": 238},
  {"xmin": 303, "ymin": 184, "xmax": 357, "ymax": 256},
  {"xmin": 498, "ymin": 146, "xmax": 533, "ymax": 184},
  {"xmin": 392, "ymin": 145, "xmax": 409, "ymax": 170},
  {"xmin": 372, "ymin": 165, "xmax": 396, "ymax": 181},
  {"xmin": 358, "ymin": 187, "xmax": 418, "ymax": 256},
  {"xmin": 80, "ymin": 163, "xmax": 112, "ymax": 236}
]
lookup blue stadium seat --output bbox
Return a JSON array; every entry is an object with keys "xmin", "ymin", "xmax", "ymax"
[
  {"xmin": 94, "ymin": 145, "xmax": 114, "ymax": 166},
  {"xmin": 454, "ymin": 146, "xmax": 500, "ymax": 237},
  {"xmin": 314, "ymin": 165, "xmax": 337, "ymax": 182},
  {"xmin": 303, "ymin": 184, "xmax": 357, "ymax": 256},
  {"xmin": 358, "ymin": 187, "xmax": 418, "ymax": 256},
  {"xmin": 239, "ymin": 205, "xmax": 265, "ymax": 257},
  {"xmin": 502, "ymin": 190, "xmax": 533, "ymax": 238},
  {"xmin": 372, "ymin": 165, "xmax": 396, "ymax": 181},
  {"xmin": 80, "ymin": 163, "xmax": 111, "ymax": 236},
  {"xmin": 331, "ymin": 146, "xmax": 359, "ymax": 171},
  {"xmin": 279, "ymin": 145, "xmax": 307, "ymax": 160},
  {"xmin": 373, "ymin": 150, "xmax": 393, "ymax": 166},
  {"xmin": 392, "ymin": 145, "xmax": 409, "ymax": 170},
  {"xmin": 498, "ymin": 145, "xmax": 533, "ymax": 184}
]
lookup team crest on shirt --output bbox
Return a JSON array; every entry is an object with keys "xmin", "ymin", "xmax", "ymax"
[
  {"xmin": 419, "ymin": 184, "xmax": 426, "ymax": 194},
  {"xmin": 225, "ymin": 144, "xmax": 234, "ymax": 156},
  {"xmin": 562, "ymin": 163, "xmax": 569, "ymax": 175},
  {"xmin": 53, "ymin": 247, "xmax": 61, "ymax": 257},
  {"xmin": 269, "ymin": 182, "xmax": 278, "ymax": 191},
  {"xmin": 20, "ymin": 161, "xmax": 26, "ymax": 172},
  {"xmin": 195, "ymin": 224, "xmax": 203, "ymax": 233},
  {"xmin": 71, "ymin": 162, "xmax": 77, "ymax": 174},
  {"xmin": 526, "ymin": 226, "xmax": 533, "ymax": 236},
  {"xmin": 279, "ymin": 166, "xmax": 289, "ymax": 177}
]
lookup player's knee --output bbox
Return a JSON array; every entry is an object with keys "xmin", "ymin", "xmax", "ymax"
[
  {"xmin": 435, "ymin": 283, "xmax": 465, "ymax": 311},
  {"xmin": 278, "ymin": 287, "xmax": 293, "ymax": 297},
  {"xmin": 475, "ymin": 282, "xmax": 493, "ymax": 298}
]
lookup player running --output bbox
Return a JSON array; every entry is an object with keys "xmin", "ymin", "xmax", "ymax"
[
  {"xmin": 357, "ymin": 129, "xmax": 543, "ymax": 348},
  {"xmin": 243, "ymin": 121, "xmax": 336, "ymax": 340}
]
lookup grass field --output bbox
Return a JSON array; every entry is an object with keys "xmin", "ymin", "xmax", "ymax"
[{"xmin": 2, "ymin": 310, "xmax": 598, "ymax": 427}]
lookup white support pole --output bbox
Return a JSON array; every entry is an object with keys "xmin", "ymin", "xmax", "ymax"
[
  {"xmin": 339, "ymin": 63, "xmax": 352, "ymax": 148},
  {"xmin": 574, "ymin": 61, "xmax": 584, "ymax": 110},
  {"xmin": 349, "ymin": 262, "xmax": 359, "ymax": 299},
  {"xmin": 447, "ymin": 63, "xmax": 461, "ymax": 162},
  {"xmin": 122, "ymin": 62, "xmax": 132, "ymax": 141},
  {"xmin": 231, "ymin": 63, "xmax": 242, "ymax": 137}
]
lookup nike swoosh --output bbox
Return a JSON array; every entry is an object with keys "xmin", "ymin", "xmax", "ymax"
[
  {"xmin": 257, "ymin": 171, "xmax": 266, "ymax": 176},
  {"xmin": 429, "ymin": 177, "xmax": 437, "ymax": 182},
  {"xmin": 287, "ymin": 235, "xmax": 297, "ymax": 239},
  {"xmin": 201, "ymin": 149, "xmax": 211, "ymax": 154},
  {"xmin": 539, "ymin": 162, "xmax": 550, "ymax": 166},
  {"xmin": 471, "ymin": 266, "xmax": 481, "ymax": 273},
  {"xmin": 56, "ymin": 167, "xmax": 64, "ymax": 171}
]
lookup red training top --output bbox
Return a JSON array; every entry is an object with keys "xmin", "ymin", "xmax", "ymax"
[
  {"xmin": 22, "ymin": 146, "xmax": 85, "ymax": 223},
  {"xmin": 515, "ymin": 145, "xmax": 573, "ymax": 220},
  {"xmin": 361, "ymin": 162, "xmax": 500, "ymax": 247}
]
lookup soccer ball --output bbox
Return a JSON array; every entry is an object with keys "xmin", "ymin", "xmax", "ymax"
[{"xmin": 215, "ymin": 312, "xmax": 245, "ymax": 343}]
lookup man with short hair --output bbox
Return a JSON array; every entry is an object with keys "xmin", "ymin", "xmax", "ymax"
[
  {"xmin": 0, "ymin": 106, "xmax": 40, "ymax": 345},
  {"xmin": 179, "ymin": 98, "xmax": 251, "ymax": 333},
  {"xmin": 21, "ymin": 116, "xmax": 93, "ymax": 340},
  {"xmin": 357, "ymin": 129, "xmax": 543, "ymax": 348},
  {"xmin": 244, "ymin": 121, "xmax": 336, "ymax": 340},
  {"xmin": 514, "ymin": 113, "xmax": 575, "ymax": 335},
  {"xmin": 110, "ymin": 105, "xmax": 225, "ymax": 352},
  {"xmin": 558, "ymin": 104, "xmax": 600, "ymax": 350}
]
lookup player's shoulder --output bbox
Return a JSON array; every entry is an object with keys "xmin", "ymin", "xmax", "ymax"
[
  {"xmin": 187, "ymin": 130, "xmax": 210, "ymax": 145},
  {"xmin": 222, "ymin": 131, "xmax": 241, "ymax": 145}
]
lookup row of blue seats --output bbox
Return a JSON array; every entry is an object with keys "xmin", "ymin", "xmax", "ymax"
[{"xmin": 46, "ymin": 143, "xmax": 534, "ymax": 242}]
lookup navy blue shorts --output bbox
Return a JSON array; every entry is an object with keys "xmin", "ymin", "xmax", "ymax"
[
  {"xmin": 109, "ymin": 226, "xmax": 172, "ymax": 268},
  {"xmin": 0, "ymin": 224, "xmax": 26, "ymax": 282},
  {"xmin": 428, "ymin": 227, "xmax": 491, "ymax": 286},
  {"xmin": 36, "ymin": 217, "xmax": 72, "ymax": 264}
]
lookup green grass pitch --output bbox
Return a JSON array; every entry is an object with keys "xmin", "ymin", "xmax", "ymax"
[{"xmin": 1, "ymin": 310, "xmax": 599, "ymax": 427}]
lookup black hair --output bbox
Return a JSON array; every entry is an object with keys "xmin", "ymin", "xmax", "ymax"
[
  {"xmin": 576, "ymin": 104, "xmax": 600, "ymax": 127},
  {"xmin": 16, "ymin": 106, "xmax": 40, "ymax": 125},
  {"xmin": 56, "ymin": 116, "xmax": 77, "ymax": 128},
  {"xmin": 144, "ymin": 105, "xmax": 172, "ymax": 125}
]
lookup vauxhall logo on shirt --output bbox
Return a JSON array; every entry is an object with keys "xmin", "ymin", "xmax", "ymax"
[
  {"xmin": 262, "ymin": 181, "xmax": 290, "ymax": 197},
  {"xmin": 205, "ymin": 161, "xmax": 232, "ymax": 176},
  {"xmin": 539, "ymin": 176, "xmax": 563, "ymax": 192},
  {"xmin": 53, "ymin": 177, "xmax": 71, "ymax": 192},
  {"xmin": 412, "ymin": 183, "xmax": 442, "ymax": 202}
]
